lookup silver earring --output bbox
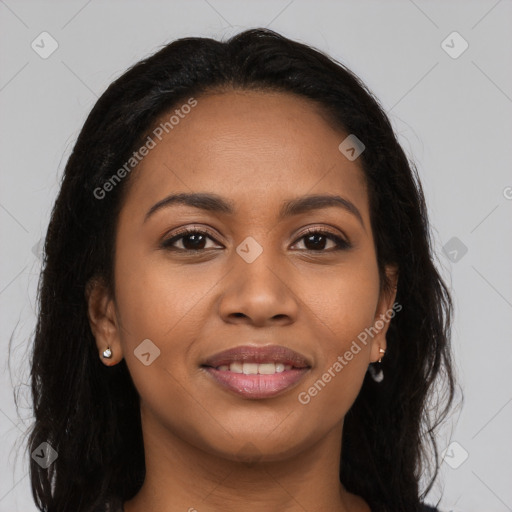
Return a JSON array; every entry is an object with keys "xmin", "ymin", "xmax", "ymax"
[
  {"xmin": 368, "ymin": 364, "xmax": 384, "ymax": 383},
  {"xmin": 102, "ymin": 346, "xmax": 112, "ymax": 359},
  {"xmin": 368, "ymin": 348, "xmax": 386, "ymax": 383}
]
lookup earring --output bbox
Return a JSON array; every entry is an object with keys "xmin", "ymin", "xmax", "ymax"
[
  {"xmin": 368, "ymin": 347, "xmax": 386, "ymax": 383},
  {"xmin": 368, "ymin": 364, "xmax": 384, "ymax": 383},
  {"xmin": 102, "ymin": 346, "xmax": 112, "ymax": 359}
]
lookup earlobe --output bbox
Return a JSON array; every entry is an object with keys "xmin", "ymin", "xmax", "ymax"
[{"xmin": 85, "ymin": 277, "xmax": 122, "ymax": 365}]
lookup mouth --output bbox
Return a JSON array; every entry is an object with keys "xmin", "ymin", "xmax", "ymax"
[
  {"xmin": 201, "ymin": 344, "xmax": 312, "ymax": 399},
  {"xmin": 206, "ymin": 361, "xmax": 300, "ymax": 373}
]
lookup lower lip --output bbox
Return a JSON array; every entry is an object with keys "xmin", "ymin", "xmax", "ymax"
[{"xmin": 202, "ymin": 367, "xmax": 310, "ymax": 399}]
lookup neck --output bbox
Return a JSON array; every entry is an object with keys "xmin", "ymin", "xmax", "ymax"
[{"xmin": 124, "ymin": 404, "xmax": 370, "ymax": 512}]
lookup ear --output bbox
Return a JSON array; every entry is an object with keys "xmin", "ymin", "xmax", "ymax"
[
  {"xmin": 369, "ymin": 264, "xmax": 399, "ymax": 363},
  {"xmin": 85, "ymin": 277, "xmax": 123, "ymax": 366}
]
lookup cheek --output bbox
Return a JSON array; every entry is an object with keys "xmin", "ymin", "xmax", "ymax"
[
  {"xmin": 112, "ymin": 251, "xmax": 208, "ymax": 430},
  {"xmin": 306, "ymin": 256, "xmax": 380, "ymax": 349},
  {"xmin": 293, "ymin": 259, "xmax": 380, "ymax": 413},
  {"xmin": 112, "ymin": 245, "xmax": 221, "ymax": 404},
  {"xmin": 113, "ymin": 245, "xmax": 215, "ymax": 341}
]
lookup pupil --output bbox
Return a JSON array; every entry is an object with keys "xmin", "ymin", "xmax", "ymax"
[
  {"xmin": 305, "ymin": 234, "xmax": 326, "ymax": 250},
  {"xmin": 184, "ymin": 233, "xmax": 205, "ymax": 250}
]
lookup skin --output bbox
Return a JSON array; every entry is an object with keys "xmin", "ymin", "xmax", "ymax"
[{"xmin": 87, "ymin": 89, "xmax": 397, "ymax": 512}]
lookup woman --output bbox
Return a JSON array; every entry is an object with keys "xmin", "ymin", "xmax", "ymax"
[{"xmin": 28, "ymin": 28, "xmax": 455, "ymax": 511}]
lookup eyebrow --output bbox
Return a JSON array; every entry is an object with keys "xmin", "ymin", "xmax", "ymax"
[{"xmin": 144, "ymin": 192, "xmax": 365, "ymax": 228}]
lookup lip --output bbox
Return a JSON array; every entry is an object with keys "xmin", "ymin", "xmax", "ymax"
[
  {"xmin": 202, "ymin": 344, "xmax": 311, "ymax": 369},
  {"xmin": 201, "ymin": 344, "xmax": 312, "ymax": 400},
  {"xmin": 203, "ymin": 366, "xmax": 310, "ymax": 399}
]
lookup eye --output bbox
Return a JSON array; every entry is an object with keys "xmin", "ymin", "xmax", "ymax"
[
  {"xmin": 161, "ymin": 226, "xmax": 351, "ymax": 253},
  {"xmin": 292, "ymin": 228, "xmax": 351, "ymax": 252},
  {"xmin": 161, "ymin": 228, "xmax": 222, "ymax": 252}
]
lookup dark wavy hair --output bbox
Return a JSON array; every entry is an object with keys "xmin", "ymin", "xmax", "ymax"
[{"xmin": 23, "ymin": 28, "xmax": 455, "ymax": 512}]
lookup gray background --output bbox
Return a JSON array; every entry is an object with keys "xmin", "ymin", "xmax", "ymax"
[{"xmin": 1, "ymin": 1, "xmax": 511, "ymax": 511}]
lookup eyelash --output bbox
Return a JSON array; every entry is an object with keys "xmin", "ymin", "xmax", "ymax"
[{"xmin": 160, "ymin": 226, "xmax": 351, "ymax": 253}]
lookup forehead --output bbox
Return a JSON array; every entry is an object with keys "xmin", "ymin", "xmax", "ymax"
[{"xmin": 122, "ymin": 89, "xmax": 369, "ymax": 221}]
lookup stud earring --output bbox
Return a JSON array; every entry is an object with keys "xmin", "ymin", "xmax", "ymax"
[{"xmin": 102, "ymin": 346, "xmax": 112, "ymax": 359}]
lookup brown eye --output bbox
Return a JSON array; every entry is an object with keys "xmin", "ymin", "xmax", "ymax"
[
  {"xmin": 161, "ymin": 227, "xmax": 351, "ymax": 253},
  {"xmin": 293, "ymin": 230, "xmax": 351, "ymax": 252},
  {"xmin": 161, "ymin": 229, "xmax": 221, "ymax": 252}
]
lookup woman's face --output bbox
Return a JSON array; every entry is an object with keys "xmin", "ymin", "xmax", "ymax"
[{"xmin": 90, "ymin": 89, "xmax": 396, "ymax": 462}]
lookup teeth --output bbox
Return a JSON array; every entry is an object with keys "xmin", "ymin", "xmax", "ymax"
[
  {"xmin": 229, "ymin": 362, "xmax": 243, "ymax": 373},
  {"xmin": 259, "ymin": 363, "xmax": 277, "ymax": 374},
  {"xmin": 216, "ymin": 362, "xmax": 294, "ymax": 374},
  {"xmin": 242, "ymin": 363, "xmax": 258, "ymax": 375}
]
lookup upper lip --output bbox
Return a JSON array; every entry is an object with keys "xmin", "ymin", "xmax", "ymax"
[{"xmin": 202, "ymin": 344, "xmax": 312, "ymax": 369}]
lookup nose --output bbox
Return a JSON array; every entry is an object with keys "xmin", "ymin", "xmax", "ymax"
[{"xmin": 218, "ymin": 246, "xmax": 299, "ymax": 327}]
